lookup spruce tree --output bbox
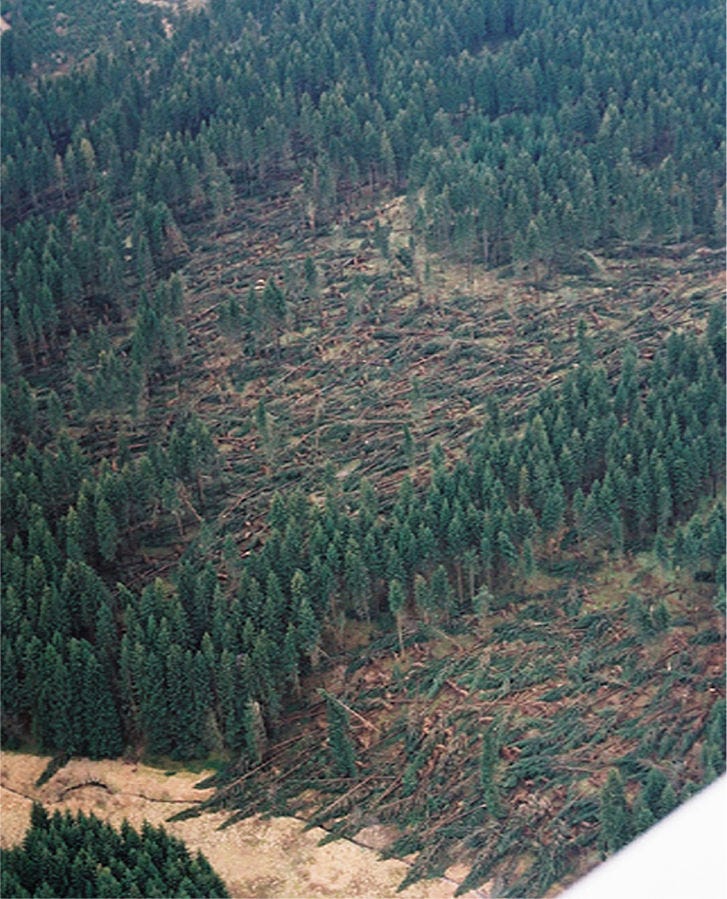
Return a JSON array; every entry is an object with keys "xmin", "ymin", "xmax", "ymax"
[
  {"xmin": 388, "ymin": 578, "xmax": 406, "ymax": 655},
  {"xmin": 599, "ymin": 769, "xmax": 631, "ymax": 856},
  {"xmin": 324, "ymin": 694, "xmax": 357, "ymax": 779},
  {"xmin": 632, "ymin": 794, "xmax": 656, "ymax": 836},
  {"xmin": 296, "ymin": 592, "xmax": 320, "ymax": 670},
  {"xmin": 261, "ymin": 278, "xmax": 286, "ymax": 358},
  {"xmin": 480, "ymin": 726, "xmax": 503, "ymax": 818},
  {"xmin": 413, "ymin": 573, "xmax": 433, "ymax": 623},
  {"xmin": 282, "ymin": 621, "xmax": 301, "ymax": 698},
  {"xmin": 95, "ymin": 498, "xmax": 119, "ymax": 563},
  {"xmin": 429, "ymin": 563, "xmax": 453, "ymax": 623},
  {"xmin": 1, "ymin": 807, "xmax": 229, "ymax": 897}
]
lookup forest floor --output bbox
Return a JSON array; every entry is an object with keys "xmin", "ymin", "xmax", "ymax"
[{"xmin": 0, "ymin": 752, "xmax": 484, "ymax": 898}]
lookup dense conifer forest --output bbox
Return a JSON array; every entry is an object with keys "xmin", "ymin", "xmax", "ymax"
[
  {"xmin": 0, "ymin": 802, "xmax": 229, "ymax": 897},
  {"xmin": 1, "ymin": 0, "xmax": 725, "ymax": 894}
]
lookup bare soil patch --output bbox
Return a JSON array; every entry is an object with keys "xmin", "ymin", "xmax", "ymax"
[{"xmin": 0, "ymin": 752, "xmax": 481, "ymax": 898}]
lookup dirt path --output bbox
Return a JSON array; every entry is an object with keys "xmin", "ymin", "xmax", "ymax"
[{"xmin": 0, "ymin": 752, "xmax": 486, "ymax": 898}]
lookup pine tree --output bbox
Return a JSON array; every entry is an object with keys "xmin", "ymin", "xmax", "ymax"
[
  {"xmin": 242, "ymin": 699, "xmax": 267, "ymax": 765},
  {"xmin": 480, "ymin": 726, "xmax": 502, "ymax": 818},
  {"xmin": 344, "ymin": 538, "xmax": 370, "ymax": 622},
  {"xmin": 261, "ymin": 571, "xmax": 285, "ymax": 645},
  {"xmin": 520, "ymin": 537, "xmax": 535, "ymax": 581},
  {"xmin": 36, "ymin": 642, "xmax": 74, "ymax": 754},
  {"xmin": 388, "ymin": 578, "xmax": 406, "ymax": 655},
  {"xmin": 282, "ymin": 622, "xmax": 301, "ymax": 698},
  {"xmin": 81, "ymin": 644, "xmax": 124, "ymax": 758},
  {"xmin": 429, "ymin": 563, "xmax": 453, "ymax": 623},
  {"xmin": 95, "ymin": 498, "xmax": 119, "ymax": 563},
  {"xmin": 632, "ymin": 793, "xmax": 656, "ymax": 835},
  {"xmin": 324, "ymin": 694, "xmax": 357, "ymax": 779},
  {"xmin": 540, "ymin": 480, "xmax": 566, "ymax": 542},
  {"xmin": 658, "ymin": 783, "xmax": 678, "ymax": 819},
  {"xmin": 303, "ymin": 255, "xmax": 321, "ymax": 324},
  {"xmin": 599, "ymin": 769, "xmax": 631, "ymax": 856},
  {"xmin": 413, "ymin": 573, "xmax": 433, "ymax": 623},
  {"xmin": 2, "ymin": 808, "xmax": 229, "ymax": 896},
  {"xmin": 706, "ymin": 302, "xmax": 726, "ymax": 379},
  {"xmin": 296, "ymin": 592, "xmax": 320, "ymax": 670},
  {"xmin": 261, "ymin": 278, "xmax": 286, "ymax": 358}
]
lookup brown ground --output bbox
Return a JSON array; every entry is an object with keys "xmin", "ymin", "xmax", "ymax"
[{"xmin": 0, "ymin": 752, "xmax": 487, "ymax": 898}]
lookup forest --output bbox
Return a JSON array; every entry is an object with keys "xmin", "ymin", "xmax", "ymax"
[
  {"xmin": 1, "ymin": 802, "xmax": 229, "ymax": 897},
  {"xmin": 1, "ymin": 0, "xmax": 725, "ymax": 895}
]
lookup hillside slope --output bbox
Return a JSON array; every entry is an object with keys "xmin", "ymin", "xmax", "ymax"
[{"xmin": 1, "ymin": 1, "xmax": 724, "ymax": 896}]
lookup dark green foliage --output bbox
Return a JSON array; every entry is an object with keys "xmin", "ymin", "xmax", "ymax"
[
  {"xmin": 3, "ymin": 220, "xmax": 723, "ymax": 773},
  {"xmin": 631, "ymin": 793, "xmax": 656, "ymax": 836},
  {"xmin": 324, "ymin": 693, "xmax": 357, "ymax": 779},
  {"xmin": 261, "ymin": 279, "xmax": 287, "ymax": 356},
  {"xmin": 641, "ymin": 768, "xmax": 669, "ymax": 817},
  {"xmin": 95, "ymin": 499, "xmax": 119, "ymax": 563},
  {"xmin": 599, "ymin": 769, "xmax": 631, "ymax": 856},
  {"xmin": 479, "ymin": 727, "xmax": 503, "ymax": 819},
  {"xmin": 195, "ymin": 569, "xmax": 720, "ymax": 898},
  {"xmin": 1, "ymin": 804, "xmax": 228, "ymax": 898},
  {"xmin": 627, "ymin": 594, "xmax": 653, "ymax": 637},
  {"xmin": 1, "ymin": 0, "xmax": 722, "ymax": 274},
  {"xmin": 652, "ymin": 599, "xmax": 671, "ymax": 632},
  {"xmin": 701, "ymin": 699, "xmax": 727, "ymax": 782},
  {"xmin": 707, "ymin": 302, "xmax": 726, "ymax": 379},
  {"xmin": 388, "ymin": 577, "xmax": 406, "ymax": 653}
]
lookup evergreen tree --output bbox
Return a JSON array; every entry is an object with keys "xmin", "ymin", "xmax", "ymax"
[
  {"xmin": 413, "ymin": 573, "xmax": 434, "ymax": 623},
  {"xmin": 303, "ymin": 255, "xmax": 321, "ymax": 324},
  {"xmin": 599, "ymin": 769, "xmax": 631, "ymax": 856},
  {"xmin": 36, "ymin": 642, "xmax": 73, "ymax": 753},
  {"xmin": 324, "ymin": 693, "xmax": 357, "ymax": 779},
  {"xmin": 296, "ymin": 592, "xmax": 320, "ymax": 671},
  {"xmin": 632, "ymin": 793, "xmax": 656, "ymax": 836},
  {"xmin": 480, "ymin": 726, "xmax": 503, "ymax": 818},
  {"xmin": 95, "ymin": 498, "xmax": 119, "ymax": 563},
  {"xmin": 81, "ymin": 643, "xmax": 124, "ymax": 758},
  {"xmin": 388, "ymin": 578, "xmax": 406, "ymax": 655},
  {"xmin": 282, "ymin": 621, "xmax": 301, "ymax": 698},
  {"xmin": 1, "ymin": 806, "xmax": 229, "ymax": 897},
  {"xmin": 261, "ymin": 278, "xmax": 286, "ymax": 358}
]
